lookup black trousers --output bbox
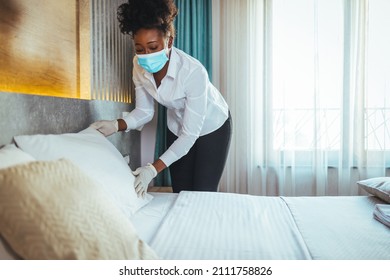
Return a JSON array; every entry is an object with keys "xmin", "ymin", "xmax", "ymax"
[{"xmin": 167, "ymin": 112, "xmax": 232, "ymax": 193}]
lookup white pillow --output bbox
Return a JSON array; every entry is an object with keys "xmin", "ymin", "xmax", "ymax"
[
  {"xmin": 0, "ymin": 144, "xmax": 35, "ymax": 260},
  {"xmin": 357, "ymin": 177, "xmax": 390, "ymax": 203},
  {"xmin": 13, "ymin": 127, "xmax": 152, "ymax": 217},
  {"xmin": 0, "ymin": 159, "xmax": 158, "ymax": 260},
  {"xmin": 0, "ymin": 144, "xmax": 35, "ymax": 169}
]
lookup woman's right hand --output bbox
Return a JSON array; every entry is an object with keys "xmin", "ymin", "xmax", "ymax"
[{"xmin": 89, "ymin": 120, "xmax": 118, "ymax": 136}]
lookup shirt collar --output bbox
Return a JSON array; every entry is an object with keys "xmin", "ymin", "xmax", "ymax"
[{"xmin": 166, "ymin": 47, "xmax": 179, "ymax": 79}]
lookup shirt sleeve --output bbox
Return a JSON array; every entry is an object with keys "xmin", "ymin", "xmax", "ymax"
[
  {"xmin": 159, "ymin": 67, "xmax": 208, "ymax": 167},
  {"xmin": 123, "ymin": 67, "xmax": 155, "ymax": 132}
]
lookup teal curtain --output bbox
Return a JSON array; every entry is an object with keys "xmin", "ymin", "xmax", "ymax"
[
  {"xmin": 153, "ymin": 0, "xmax": 213, "ymax": 186},
  {"xmin": 174, "ymin": 0, "xmax": 213, "ymax": 77}
]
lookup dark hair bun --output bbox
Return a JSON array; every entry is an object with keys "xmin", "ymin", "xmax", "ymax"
[{"xmin": 117, "ymin": 0, "xmax": 178, "ymax": 36}]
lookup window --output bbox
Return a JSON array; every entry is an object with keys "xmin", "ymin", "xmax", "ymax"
[{"xmin": 271, "ymin": 0, "xmax": 390, "ymax": 152}]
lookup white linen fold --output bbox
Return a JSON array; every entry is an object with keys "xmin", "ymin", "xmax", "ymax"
[{"xmin": 374, "ymin": 204, "xmax": 390, "ymax": 228}]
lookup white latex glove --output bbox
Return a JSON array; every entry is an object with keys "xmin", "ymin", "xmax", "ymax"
[
  {"xmin": 132, "ymin": 163, "xmax": 157, "ymax": 198},
  {"xmin": 89, "ymin": 120, "xmax": 118, "ymax": 137}
]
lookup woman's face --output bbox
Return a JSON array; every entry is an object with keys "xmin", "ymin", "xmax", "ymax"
[{"xmin": 133, "ymin": 28, "xmax": 171, "ymax": 55}]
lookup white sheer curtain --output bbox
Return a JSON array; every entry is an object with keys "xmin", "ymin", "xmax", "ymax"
[{"xmin": 213, "ymin": 0, "xmax": 390, "ymax": 196}]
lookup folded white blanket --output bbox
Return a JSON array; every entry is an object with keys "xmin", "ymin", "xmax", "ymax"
[{"xmin": 373, "ymin": 204, "xmax": 390, "ymax": 228}]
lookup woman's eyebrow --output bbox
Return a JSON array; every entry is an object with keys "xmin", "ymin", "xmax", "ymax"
[{"xmin": 135, "ymin": 41, "xmax": 158, "ymax": 46}]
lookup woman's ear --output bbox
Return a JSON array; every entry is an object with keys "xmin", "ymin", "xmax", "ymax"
[{"xmin": 168, "ymin": 36, "xmax": 174, "ymax": 48}]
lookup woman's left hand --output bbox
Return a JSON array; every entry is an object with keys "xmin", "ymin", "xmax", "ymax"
[
  {"xmin": 132, "ymin": 163, "xmax": 157, "ymax": 197},
  {"xmin": 89, "ymin": 120, "xmax": 118, "ymax": 136}
]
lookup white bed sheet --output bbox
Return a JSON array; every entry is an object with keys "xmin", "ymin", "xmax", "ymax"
[
  {"xmin": 283, "ymin": 196, "xmax": 390, "ymax": 260},
  {"xmin": 130, "ymin": 192, "xmax": 179, "ymax": 244},
  {"xmin": 148, "ymin": 191, "xmax": 311, "ymax": 260},
  {"xmin": 133, "ymin": 191, "xmax": 390, "ymax": 260}
]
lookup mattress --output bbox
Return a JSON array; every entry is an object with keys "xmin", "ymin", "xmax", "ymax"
[{"xmin": 132, "ymin": 191, "xmax": 390, "ymax": 260}]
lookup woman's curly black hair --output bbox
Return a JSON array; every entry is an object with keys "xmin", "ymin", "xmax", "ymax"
[{"xmin": 117, "ymin": 0, "xmax": 178, "ymax": 37}]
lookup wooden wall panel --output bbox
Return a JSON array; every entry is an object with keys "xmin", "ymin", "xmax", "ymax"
[
  {"xmin": 0, "ymin": 0, "xmax": 78, "ymax": 98},
  {"xmin": 0, "ymin": 0, "xmax": 133, "ymax": 102}
]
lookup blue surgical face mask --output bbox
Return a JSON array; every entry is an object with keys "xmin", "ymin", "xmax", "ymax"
[{"xmin": 136, "ymin": 48, "xmax": 169, "ymax": 73}]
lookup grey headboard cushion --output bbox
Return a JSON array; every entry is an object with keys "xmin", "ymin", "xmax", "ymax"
[{"xmin": 0, "ymin": 91, "xmax": 140, "ymax": 169}]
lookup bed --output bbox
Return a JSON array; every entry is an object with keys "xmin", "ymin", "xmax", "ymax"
[
  {"xmin": 134, "ymin": 192, "xmax": 390, "ymax": 260},
  {"xmin": 0, "ymin": 126, "xmax": 389, "ymax": 260},
  {"xmin": 0, "ymin": 95, "xmax": 389, "ymax": 260}
]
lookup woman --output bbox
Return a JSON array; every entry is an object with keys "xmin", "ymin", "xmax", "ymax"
[{"xmin": 91, "ymin": 0, "xmax": 231, "ymax": 196}]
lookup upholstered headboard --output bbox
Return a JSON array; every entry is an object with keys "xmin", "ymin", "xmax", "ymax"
[{"xmin": 0, "ymin": 91, "xmax": 141, "ymax": 169}]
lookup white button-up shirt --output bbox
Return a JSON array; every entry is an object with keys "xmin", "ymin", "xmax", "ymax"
[{"xmin": 123, "ymin": 47, "xmax": 229, "ymax": 167}]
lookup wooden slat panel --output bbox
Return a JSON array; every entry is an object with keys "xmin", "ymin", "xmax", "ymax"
[{"xmin": 91, "ymin": 0, "xmax": 133, "ymax": 103}]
